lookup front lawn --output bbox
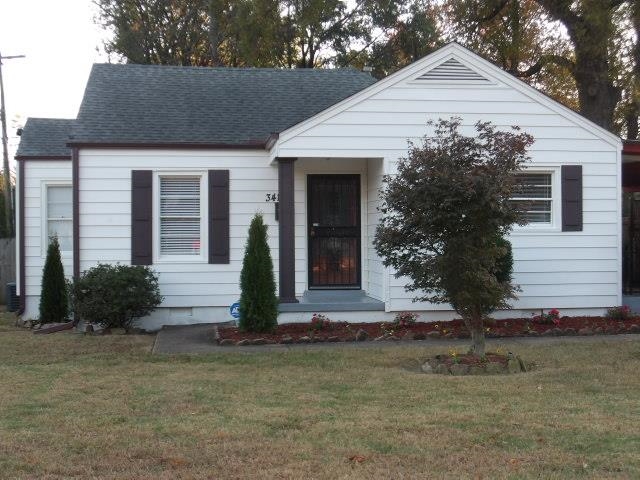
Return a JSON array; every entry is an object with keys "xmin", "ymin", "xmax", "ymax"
[{"xmin": 1, "ymin": 312, "xmax": 639, "ymax": 479}]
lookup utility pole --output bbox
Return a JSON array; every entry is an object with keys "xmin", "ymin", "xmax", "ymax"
[{"xmin": 0, "ymin": 52, "xmax": 25, "ymax": 236}]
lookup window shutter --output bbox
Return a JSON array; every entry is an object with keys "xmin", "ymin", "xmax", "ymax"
[
  {"xmin": 131, "ymin": 170, "xmax": 153, "ymax": 265},
  {"xmin": 209, "ymin": 170, "xmax": 229, "ymax": 264},
  {"xmin": 561, "ymin": 165, "xmax": 583, "ymax": 232}
]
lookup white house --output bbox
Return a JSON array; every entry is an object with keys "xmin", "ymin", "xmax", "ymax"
[{"xmin": 15, "ymin": 43, "xmax": 623, "ymax": 330}]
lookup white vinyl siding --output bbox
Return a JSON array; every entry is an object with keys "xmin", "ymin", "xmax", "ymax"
[
  {"xmin": 77, "ymin": 150, "xmax": 277, "ymax": 313},
  {"xmin": 159, "ymin": 176, "xmax": 203, "ymax": 257},
  {"xmin": 45, "ymin": 184, "xmax": 72, "ymax": 252},
  {"xmin": 277, "ymin": 49, "xmax": 622, "ymax": 314},
  {"xmin": 512, "ymin": 172, "xmax": 553, "ymax": 224},
  {"xmin": 22, "ymin": 162, "xmax": 73, "ymax": 319}
]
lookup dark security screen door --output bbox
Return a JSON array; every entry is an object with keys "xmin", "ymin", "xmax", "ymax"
[{"xmin": 308, "ymin": 175, "xmax": 361, "ymax": 288}]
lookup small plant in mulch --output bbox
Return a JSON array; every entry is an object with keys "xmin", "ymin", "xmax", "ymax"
[
  {"xmin": 532, "ymin": 308, "xmax": 561, "ymax": 326},
  {"xmin": 393, "ymin": 311, "xmax": 418, "ymax": 328},
  {"xmin": 379, "ymin": 322, "xmax": 396, "ymax": 337},
  {"xmin": 606, "ymin": 306, "xmax": 632, "ymax": 321},
  {"xmin": 309, "ymin": 313, "xmax": 332, "ymax": 332}
]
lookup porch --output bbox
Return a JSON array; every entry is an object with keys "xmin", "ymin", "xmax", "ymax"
[
  {"xmin": 276, "ymin": 156, "xmax": 386, "ymax": 310},
  {"xmin": 278, "ymin": 290, "xmax": 385, "ymax": 313}
]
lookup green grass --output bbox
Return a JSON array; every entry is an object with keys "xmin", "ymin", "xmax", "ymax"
[{"xmin": 0, "ymin": 312, "xmax": 639, "ymax": 479}]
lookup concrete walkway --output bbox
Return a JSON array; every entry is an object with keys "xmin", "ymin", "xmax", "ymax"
[{"xmin": 152, "ymin": 323, "xmax": 640, "ymax": 355}]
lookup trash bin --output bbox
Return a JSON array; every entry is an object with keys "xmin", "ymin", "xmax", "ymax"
[{"xmin": 6, "ymin": 282, "xmax": 18, "ymax": 312}]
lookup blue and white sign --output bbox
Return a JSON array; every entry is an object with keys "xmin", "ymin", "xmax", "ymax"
[{"xmin": 229, "ymin": 302, "xmax": 240, "ymax": 319}]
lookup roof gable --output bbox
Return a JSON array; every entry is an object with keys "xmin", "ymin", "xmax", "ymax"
[{"xmin": 276, "ymin": 43, "xmax": 621, "ymax": 150}]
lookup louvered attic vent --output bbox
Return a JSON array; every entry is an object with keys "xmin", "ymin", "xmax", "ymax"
[{"xmin": 415, "ymin": 58, "xmax": 490, "ymax": 83}]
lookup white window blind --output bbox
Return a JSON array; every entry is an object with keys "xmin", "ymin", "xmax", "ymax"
[
  {"xmin": 47, "ymin": 185, "xmax": 72, "ymax": 251},
  {"xmin": 511, "ymin": 173, "xmax": 553, "ymax": 224},
  {"xmin": 160, "ymin": 176, "xmax": 201, "ymax": 256}
]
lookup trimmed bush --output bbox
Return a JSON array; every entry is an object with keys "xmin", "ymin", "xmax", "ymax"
[
  {"xmin": 70, "ymin": 264, "xmax": 162, "ymax": 331},
  {"xmin": 239, "ymin": 213, "xmax": 278, "ymax": 332},
  {"xmin": 39, "ymin": 236, "xmax": 68, "ymax": 323}
]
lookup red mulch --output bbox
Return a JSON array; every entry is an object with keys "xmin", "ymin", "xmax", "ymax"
[{"xmin": 217, "ymin": 316, "xmax": 640, "ymax": 344}]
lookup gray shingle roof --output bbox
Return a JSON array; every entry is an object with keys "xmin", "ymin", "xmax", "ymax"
[
  {"xmin": 70, "ymin": 63, "xmax": 377, "ymax": 146},
  {"xmin": 16, "ymin": 118, "xmax": 74, "ymax": 158}
]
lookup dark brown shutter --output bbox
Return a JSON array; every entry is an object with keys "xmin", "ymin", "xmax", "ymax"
[
  {"xmin": 209, "ymin": 170, "xmax": 230, "ymax": 264},
  {"xmin": 561, "ymin": 165, "xmax": 583, "ymax": 232},
  {"xmin": 131, "ymin": 170, "xmax": 153, "ymax": 265}
]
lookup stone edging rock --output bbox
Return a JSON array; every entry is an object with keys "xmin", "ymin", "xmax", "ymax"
[{"xmin": 421, "ymin": 353, "xmax": 528, "ymax": 376}]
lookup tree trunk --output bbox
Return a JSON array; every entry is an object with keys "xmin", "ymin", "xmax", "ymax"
[
  {"xmin": 573, "ymin": 48, "xmax": 621, "ymax": 132},
  {"xmin": 535, "ymin": 0, "xmax": 622, "ymax": 132},
  {"xmin": 464, "ymin": 315, "xmax": 486, "ymax": 357}
]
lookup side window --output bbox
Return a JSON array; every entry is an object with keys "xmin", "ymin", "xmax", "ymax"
[
  {"xmin": 46, "ymin": 185, "xmax": 73, "ymax": 252},
  {"xmin": 511, "ymin": 172, "xmax": 553, "ymax": 225}
]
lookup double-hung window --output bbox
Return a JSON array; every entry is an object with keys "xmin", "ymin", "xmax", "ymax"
[
  {"xmin": 158, "ymin": 175, "xmax": 205, "ymax": 260},
  {"xmin": 511, "ymin": 172, "xmax": 554, "ymax": 226},
  {"xmin": 45, "ymin": 184, "xmax": 73, "ymax": 253}
]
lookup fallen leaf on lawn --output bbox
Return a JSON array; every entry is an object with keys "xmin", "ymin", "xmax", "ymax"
[{"xmin": 348, "ymin": 455, "xmax": 366, "ymax": 464}]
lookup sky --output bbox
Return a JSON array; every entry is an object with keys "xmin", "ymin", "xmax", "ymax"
[{"xmin": 0, "ymin": 0, "xmax": 109, "ymax": 162}]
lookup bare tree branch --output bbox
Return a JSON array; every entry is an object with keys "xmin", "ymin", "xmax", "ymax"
[{"xmin": 517, "ymin": 54, "xmax": 575, "ymax": 77}]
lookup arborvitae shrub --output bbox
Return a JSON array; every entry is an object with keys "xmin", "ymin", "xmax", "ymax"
[
  {"xmin": 239, "ymin": 213, "xmax": 278, "ymax": 332},
  {"xmin": 39, "ymin": 236, "xmax": 68, "ymax": 323},
  {"xmin": 493, "ymin": 236, "xmax": 514, "ymax": 284}
]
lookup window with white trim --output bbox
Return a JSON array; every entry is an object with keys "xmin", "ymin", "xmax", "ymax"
[
  {"xmin": 46, "ymin": 185, "xmax": 72, "ymax": 252},
  {"xmin": 511, "ymin": 173, "xmax": 553, "ymax": 224},
  {"xmin": 159, "ymin": 175, "xmax": 204, "ymax": 257}
]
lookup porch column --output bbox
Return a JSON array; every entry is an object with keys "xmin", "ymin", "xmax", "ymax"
[{"xmin": 277, "ymin": 157, "xmax": 299, "ymax": 303}]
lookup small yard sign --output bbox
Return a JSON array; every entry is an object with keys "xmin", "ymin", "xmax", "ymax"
[{"xmin": 229, "ymin": 302, "xmax": 240, "ymax": 319}]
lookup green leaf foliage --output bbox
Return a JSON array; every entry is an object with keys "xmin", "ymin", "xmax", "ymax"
[
  {"xmin": 239, "ymin": 213, "xmax": 278, "ymax": 332},
  {"xmin": 70, "ymin": 264, "xmax": 163, "ymax": 331},
  {"xmin": 39, "ymin": 236, "xmax": 68, "ymax": 324},
  {"xmin": 374, "ymin": 117, "xmax": 533, "ymax": 353}
]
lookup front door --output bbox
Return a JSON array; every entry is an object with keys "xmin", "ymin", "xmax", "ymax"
[{"xmin": 307, "ymin": 174, "xmax": 361, "ymax": 289}]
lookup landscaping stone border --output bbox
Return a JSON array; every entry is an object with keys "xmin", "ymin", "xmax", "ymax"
[
  {"xmin": 421, "ymin": 353, "xmax": 528, "ymax": 376},
  {"xmin": 215, "ymin": 324, "xmax": 640, "ymax": 347}
]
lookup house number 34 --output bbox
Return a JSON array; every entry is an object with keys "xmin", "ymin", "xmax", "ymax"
[{"xmin": 265, "ymin": 193, "xmax": 279, "ymax": 202}]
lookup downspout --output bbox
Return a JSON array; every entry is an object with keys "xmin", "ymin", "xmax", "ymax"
[
  {"xmin": 71, "ymin": 147, "xmax": 80, "ymax": 325},
  {"xmin": 16, "ymin": 158, "xmax": 25, "ymax": 316}
]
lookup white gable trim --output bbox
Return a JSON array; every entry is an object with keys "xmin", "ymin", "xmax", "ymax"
[{"xmin": 272, "ymin": 43, "xmax": 621, "ymax": 157}]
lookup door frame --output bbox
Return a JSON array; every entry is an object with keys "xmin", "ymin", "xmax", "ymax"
[{"xmin": 306, "ymin": 174, "xmax": 362, "ymax": 290}]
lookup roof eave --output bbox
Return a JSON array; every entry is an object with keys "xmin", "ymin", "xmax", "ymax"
[
  {"xmin": 65, "ymin": 140, "xmax": 271, "ymax": 150},
  {"xmin": 14, "ymin": 155, "xmax": 72, "ymax": 161}
]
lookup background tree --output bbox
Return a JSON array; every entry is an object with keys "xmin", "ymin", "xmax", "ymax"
[
  {"xmin": 97, "ymin": 0, "xmax": 407, "ymax": 68},
  {"xmin": 239, "ymin": 213, "xmax": 278, "ymax": 333},
  {"xmin": 39, "ymin": 236, "xmax": 68, "ymax": 324},
  {"xmin": 441, "ymin": 0, "xmax": 635, "ymax": 132},
  {"xmin": 0, "ymin": 172, "xmax": 13, "ymax": 238},
  {"xmin": 374, "ymin": 118, "xmax": 533, "ymax": 355},
  {"xmin": 338, "ymin": 0, "xmax": 441, "ymax": 78},
  {"xmin": 96, "ymin": 0, "xmax": 213, "ymax": 65}
]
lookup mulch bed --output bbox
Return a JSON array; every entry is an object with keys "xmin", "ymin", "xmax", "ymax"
[{"xmin": 217, "ymin": 316, "xmax": 640, "ymax": 346}]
